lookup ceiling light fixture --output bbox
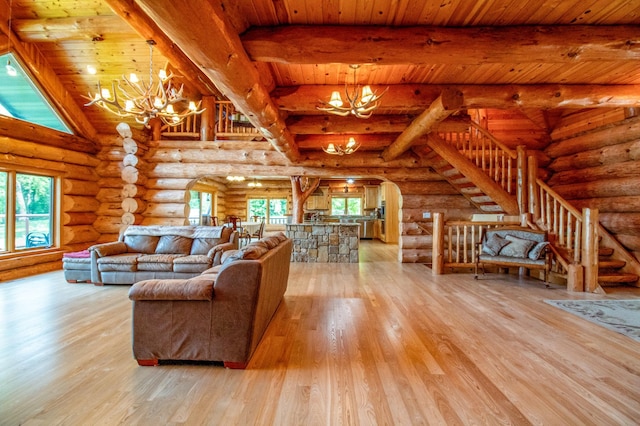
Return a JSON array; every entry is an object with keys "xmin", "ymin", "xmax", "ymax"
[
  {"xmin": 85, "ymin": 40, "xmax": 204, "ymax": 127},
  {"xmin": 323, "ymin": 136, "xmax": 360, "ymax": 155},
  {"xmin": 248, "ymin": 178, "xmax": 262, "ymax": 188},
  {"xmin": 226, "ymin": 176, "xmax": 245, "ymax": 182},
  {"xmin": 317, "ymin": 64, "xmax": 386, "ymax": 119}
]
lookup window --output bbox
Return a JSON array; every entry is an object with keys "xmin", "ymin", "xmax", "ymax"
[
  {"xmin": 0, "ymin": 53, "xmax": 72, "ymax": 133},
  {"xmin": 247, "ymin": 198, "xmax": 287, "ymax": 224},
  {"xmin": 331, "ymin": 197, "xmax": 362, "ymax": 216},
  {"xmin": 188, "ymin": 191, "xmax": 214, "ymax": 225},
  {"xmin": 0, "ymin": 169, "xmax": 57, "ymax": 252}
]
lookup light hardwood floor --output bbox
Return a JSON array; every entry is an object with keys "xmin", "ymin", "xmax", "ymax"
[{"xmin": 1, "ymin": 240, "xmax": 640, "ymax": 425}]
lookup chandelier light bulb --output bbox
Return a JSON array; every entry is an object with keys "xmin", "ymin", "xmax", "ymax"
[
  {"xmin": 360, "ymin": 86, "xmax": 374, "ymax": 104},
  {"xmin": 125, "ymin": 100, "xmax": 134, "ymax": 111},
  {"xmin": 188, "ymin": 101, "xmax": 197, "ymax": 111},
  {"xmin": 165, "ymin": 104, "xmax": 175, "ymax": 114},
  {"xmin": 346, "ymin": 137, "xmax": 357, "ymax": 148},
  {"xmin": 101, "ymin": 88, "xmax": 111, "ymax": 99},
  {"xmin": 86, "ymin": 65, "xmax": 97, "ymax": 75},
  {"xmin": 153, "ymin": 97, "xmax": 163, "ymax": 108},
  {"xmin": 129, "ymin": 73, "xmax": 139, "ymax": 83},
  {"xmin": 158, "ymin": 69, "xmax": 167, "ymax": 80},
  {"xmin": 329, "ymin": 91, "xmax": 343, "ymax": 108}
]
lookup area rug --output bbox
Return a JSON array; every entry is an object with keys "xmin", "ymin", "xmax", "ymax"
[{"xmin": 544, "ymin": 299, "xmax": 640, "ymax": 342}]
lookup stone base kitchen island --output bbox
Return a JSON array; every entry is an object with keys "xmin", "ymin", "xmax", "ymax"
[{"xmin": 286, "ymin": 223, "xmax": 359, "ymax": 263}]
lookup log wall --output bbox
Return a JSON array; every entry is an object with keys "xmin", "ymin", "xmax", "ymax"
[
  {"xmin": 546, "ymin": 110, "xmax": 640, "ymax": 260},
  {"xmin": 0, "ymin": 138, "xmax": 99, "ymax": 281},
  {"xmin": 397, "ymin": 177, "xmax": 481, "ymax": 264}
]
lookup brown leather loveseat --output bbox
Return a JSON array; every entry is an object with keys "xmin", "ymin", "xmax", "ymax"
[{"xmin": 128, "ymin": 232, "xmax": 292, "ymax": 369}]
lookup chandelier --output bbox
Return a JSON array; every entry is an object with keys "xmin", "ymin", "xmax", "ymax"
[
  {"xmin": 317, "ymin": 64, "xmax": 386, "ymax": 119},
  {"xmin": 323, "ymin": 136, "xmax": 360, "ymax": 155},
  {"xmin": 85, "ymin": 40, "xmax": 204, "ymax": 127}
]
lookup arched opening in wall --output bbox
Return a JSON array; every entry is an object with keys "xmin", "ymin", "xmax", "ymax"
[{"xmin": 183, "ymin": 174, "xmax": 403, "ymax": 260}]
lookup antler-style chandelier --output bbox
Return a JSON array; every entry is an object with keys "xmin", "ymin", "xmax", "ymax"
[
  {"xmin": 85, "ymin": 40, "xmax": 204, "ymax": 127},
  {"xmin": 317, "ymin": 64, "xmax": 386, "ymax": 119},
  {"xmin": 323, "ymin": 136, "xmax": 360, "ymax": 155}
]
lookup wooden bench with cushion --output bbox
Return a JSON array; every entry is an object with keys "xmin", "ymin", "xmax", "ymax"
[{"xmin": 475, "ymin": 227, "xmax": 552, "ymax": 286}]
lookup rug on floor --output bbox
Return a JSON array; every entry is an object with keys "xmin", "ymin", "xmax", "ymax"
[{"xmin": 544, "ymin": 299, "xmax": 640, "ymax": 342}]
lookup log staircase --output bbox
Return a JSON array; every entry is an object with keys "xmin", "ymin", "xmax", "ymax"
[{"xmin": 426, "ymin": 119, "xmax": 640, "ymax": 292}]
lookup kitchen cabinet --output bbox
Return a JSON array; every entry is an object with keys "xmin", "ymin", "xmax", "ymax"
[
  {"xmin": 364, "ymin": 185, "xmax": 379, "ymax": 210},
  {"xmin": 305, "ymin": 186, "xmax": 329, "ymax": 210}
]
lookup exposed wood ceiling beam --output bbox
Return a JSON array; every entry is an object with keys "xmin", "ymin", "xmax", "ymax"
[
  {"xmin": 287, "ymin": 115, "xmax": 471, "ymax": 135},
  {"xmin": 274, "ymin": 84, "xmax": 640, "ymax": 112},
  {"xmin": 0, "ymin": 8, "xmax": 98, "ymax": 141},
  {"xmin": 242, "ymin": 25, "xmax": 640, "ymax": 65},
  {"xmin": 104, "ymin": 0, "xmax": 220, "ymax": 98},
  {"xmin": 382, "ymin": 89, "xmax": 463, "ymax": 161},
  {"xmin": 134, "ymin": 0, "xmax": 299, "ymax": 162}
]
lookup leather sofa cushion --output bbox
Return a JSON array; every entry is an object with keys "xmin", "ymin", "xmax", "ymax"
[
  {"xmin": 137, "ymin": 254, "xmax": 185, "ymax": 271},
  {"xmin": 190, "ymin": 238, "xmax": 218, "ymax": 255},
  {"xmin": 156, "ymin": 235, "xmax": 193, "ymax": 255},
  {"xmin": 124, "ymin": 235, "xmax": 159, "ymax": 253},
  {"xmin": 173, "ymin": 255, "xmax": 211, "ymax": 273},
  {"xmin": 129, "ymin": 276, "xmax": 215, "ymax": 301},
  {"xmin": 97, "ymin": 253, "xmax": 140, "ymax": 272}
]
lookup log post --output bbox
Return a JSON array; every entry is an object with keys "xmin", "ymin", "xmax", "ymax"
[
  {"xmin": 200, "ymin": 96, "xmax": 216, "ymax": 141},
  {"xmin": 527, "ymin": 154, "xmax": 539, "ymax": 221},
  {"xmin": 582, "ymin": 208, "xmax": 600, "ymax": 292},
  {"xmin": 432, "ymin": 212, "xmax": 444, "ymax": 275},
  {"xmin": 516, "ymin": 145, "xmax": 528, "ymax": 215},
  {"xmin": 566, "ymin": 263, "xmax": 585, "ymax": 292}
]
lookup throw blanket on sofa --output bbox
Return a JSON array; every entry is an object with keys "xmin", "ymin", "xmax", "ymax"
[{"xmin": 122, "ymin": 225, "xmax": 223, "ymax": 239}]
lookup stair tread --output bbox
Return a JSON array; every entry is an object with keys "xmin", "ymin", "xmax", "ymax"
[
  {"xmin": 598, "ymin": 259, "xmax": 626, "ymax": 269},
  {"xmin": 598, "ymin": 247, "xmax": 614, "ymax": 256},
  {"xmin": 598, "ymin": 273, "xmax": 639, "ymax": 283}
]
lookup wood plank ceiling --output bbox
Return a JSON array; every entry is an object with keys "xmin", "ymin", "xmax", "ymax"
[{"xmin": 2, "ymin": 0, "xmax": 640, "ymax": 160}]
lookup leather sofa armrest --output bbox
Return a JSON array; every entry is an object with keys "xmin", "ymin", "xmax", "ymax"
[
  {"xmin": 129, "ymin": 275, "xmax": 215, "ymax": 301},
  {"xmin": 209, "ymin": 242, "xmax": 238, "ymax": 266},
  {"xmin": 90, "ymin": 241, "xmax": 127, "ymax": 257}
]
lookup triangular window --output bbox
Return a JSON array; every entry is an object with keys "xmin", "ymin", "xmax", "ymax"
[{"xmin": 0, "ymin": 52, "xmax": 72, "ymax": 134}]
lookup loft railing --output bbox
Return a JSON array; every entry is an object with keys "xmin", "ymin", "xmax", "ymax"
[
  {"xmin": 157, "ymin": 100, "xmax": 264, "ymax": 140},
  {"xmin": 215, "ymin": 101, "xmax": 263, "ymax": 140}
]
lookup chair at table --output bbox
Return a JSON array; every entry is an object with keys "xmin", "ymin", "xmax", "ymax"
[
  {"xmin": 246, "ymin": 220, "xmax": 265, "ymax": 244},
  {"xmin": 211, "ymin": 216, "xmax": 219, "ymax": 226},
  {"xmin": 225, "ymin": 215, "xmax": 242, "ymax": 231}
]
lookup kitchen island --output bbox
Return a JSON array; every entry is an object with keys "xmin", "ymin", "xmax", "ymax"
[{"xmin": 286, "ymin": 223, "xmax": 359, "ymax": 263}]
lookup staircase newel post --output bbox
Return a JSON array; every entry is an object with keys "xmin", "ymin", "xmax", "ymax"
[
  {"xmin": 527, "ymin": 154, "xmax": 539, "ymax": 221},
  {"xmin": 516, "ymin": 145, "xmax": 527, "ymax": 215},
  {"xmin": 582, "ymin": 208, "xmax": 600, "ymax": 292},
  {"xmin": 432, "ymin": 212, "xmax": 445, "ymax": 275}
]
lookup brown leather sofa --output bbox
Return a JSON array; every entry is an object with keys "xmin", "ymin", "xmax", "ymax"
[
  {"xmin": 128, "ymin": 232, "xmax": 292, "ymax": 369},
  {"xmin": 89, "ymin": 225, "xmax": 238, "ymax": 285}
]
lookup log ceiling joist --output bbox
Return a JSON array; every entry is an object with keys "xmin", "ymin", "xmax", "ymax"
[
  {"xmin": 242, "ymin": 25, "xmax": 640, "ymax": 65},
  {"xmin": 134, "ymin": 0, "xmax": 300, "ymax": 162},
  {"xmin": 274, "ymin": 84, "xmax": 640, "ymax": 112}
]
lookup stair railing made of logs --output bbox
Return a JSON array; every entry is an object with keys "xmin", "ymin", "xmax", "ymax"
[{"xmin": 439, "ymin": 121, "xmax": 518, "ymax": 196}]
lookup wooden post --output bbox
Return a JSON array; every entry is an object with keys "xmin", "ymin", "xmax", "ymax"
[
  {"xmin": 516, "ymin": 145, "xmax": 527, "ymax": 215},
  {"xmin": 148, "ymin": 118, "xmax": 162, "ymax": 141},
  {"xmin": 432, "ymin": 212, "xmax": 444, "ymax": 275},
  {"xmin": 527, "ymin": 154, "xmax": 539, "ymax": 220},
  {"xmin": 566, "ymin": 263, "xmax": 585, "ymax": 292},
  {"xmin": 200, "ymin": 96, "xmax": 216, "ymax": 141},
  {"xmin": 582, "ymin": 208, "xmax": 599, "ymax": 292}
]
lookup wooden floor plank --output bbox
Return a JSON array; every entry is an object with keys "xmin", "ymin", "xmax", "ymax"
[{"xmin": 1, "ymin": 240, "xmax": 640, "ymax": 425}]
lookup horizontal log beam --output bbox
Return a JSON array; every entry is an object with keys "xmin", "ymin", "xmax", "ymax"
[
  {"xmin": 273, "ymin": 84, "xmax": 640, "ymax": 112},
  {"xmin": 242, "ymin": 25, "xmax": 640, "ymax": 65},
  {"xmin": 286, "ymin": 115, "xmax": 470, "ymax": 135}
]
